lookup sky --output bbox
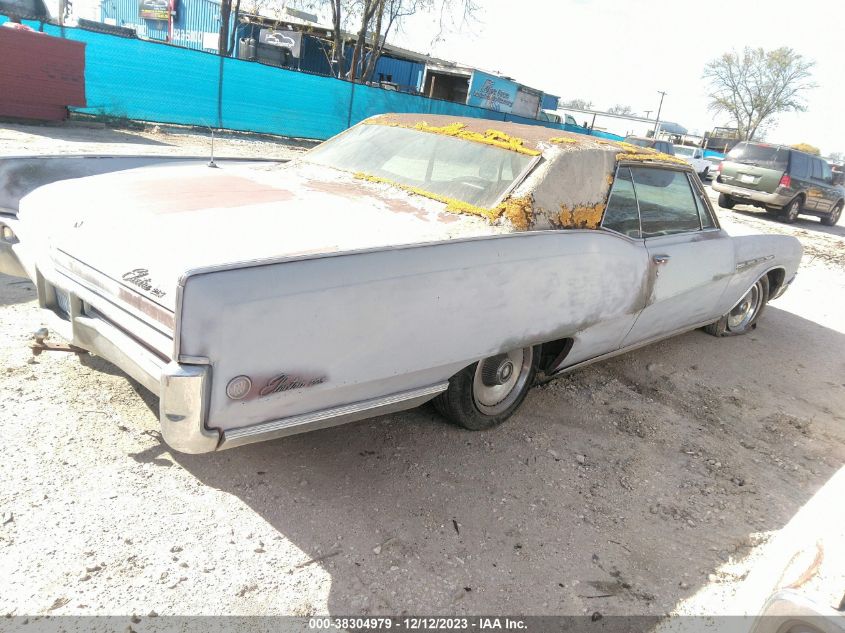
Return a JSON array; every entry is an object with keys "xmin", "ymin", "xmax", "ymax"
[{"xmin": 392, "ymin": 0, "xmax": 845, "ymax": 155}]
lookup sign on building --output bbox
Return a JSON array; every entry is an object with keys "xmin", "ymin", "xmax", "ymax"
[
  {"xmin": 466, "ymin": 70, "xmax": 541, "ymax": 119},
  {"xmin": 258, "ymin": 29, "xmax": 302, "ymax": 58},
  {"xmin": 138, "ymin": 0, "xmax": 170, "ymax": 21}
]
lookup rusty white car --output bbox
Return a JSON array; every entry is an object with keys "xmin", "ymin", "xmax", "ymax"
[{"xmin": 0, "ymin": 115, "xmax": 802, "ymax": 453}]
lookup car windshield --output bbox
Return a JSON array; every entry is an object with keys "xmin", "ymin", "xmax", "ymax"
[
  {"xmin": 304, "ymin": 124, "xmax": 536, "ymax": 209},
  {"xmin": 727, "ymin": 143, "xmax": 788, "ymax": 169},
  {"xmin": 673, "ymin": 146, "xmax": 695, "ymax": 158}
]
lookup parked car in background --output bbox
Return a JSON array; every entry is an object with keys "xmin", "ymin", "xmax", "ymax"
[
  {"xmin": 702, "ymin": 156, "xmax": 722, "ymax": 180},
  {"xmin": 673, "ymin": 145, "xmax": 711, "ymax": 178},
  {"xmin": 0, "ymin": 115, "xmax": 801, "ymax": 454},
  {"xmin": 713, "ymin": 142, "xmax": 844, "ymax": 226},
  {"xmin": 624, "ymin": 135, "xmax": 675, "ymax": 156},
  {"xmin": 539, "ymin": 110, "xmax": 581, "ymax": 127}
]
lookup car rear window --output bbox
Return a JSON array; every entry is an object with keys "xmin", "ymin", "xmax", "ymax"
[{"xmin": 727, "ymin": 143, "xmax": 788, "ymax": 170}]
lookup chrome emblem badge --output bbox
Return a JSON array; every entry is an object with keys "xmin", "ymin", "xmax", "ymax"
[{"xmin": 226, "ymin": 375, "xmax": 252, "ymax": 400}]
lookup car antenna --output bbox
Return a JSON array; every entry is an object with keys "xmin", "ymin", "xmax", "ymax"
[{"xmin": 208, "ymin": 127, "xmax": 219, "ymax": 169}]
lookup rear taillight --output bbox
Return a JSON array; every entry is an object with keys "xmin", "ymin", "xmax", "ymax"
[
  {"xmin": 779, "ymin": 173, "xmax": 791, "ymax": 188},
  {"xmin": 717, "ymin": 161, "xmax": 723, "ymax": 172}
]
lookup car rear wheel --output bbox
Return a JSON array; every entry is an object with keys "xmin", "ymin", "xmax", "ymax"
[
  {"xmin": 821, "ymin": 201, "xmax": 842, "ymax": 227},
  {"xmin": 705, "ymin": 275, "xmax": 769, "ymax": 337},
  {"xmin": 781, "ymin": 197, "xmax": 802, "ymax": 223},
  {"xmin": 718, "ymin": 193, "xmax": 735, "ymax": 209},
  {"xmin": 433, "ymin": 345, "xmax": 539, "ymax": 431}
]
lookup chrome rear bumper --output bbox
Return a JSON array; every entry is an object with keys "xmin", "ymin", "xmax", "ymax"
[{"xmin": 36, "ymin": 271, "xmax": 221, "ymax": 454}]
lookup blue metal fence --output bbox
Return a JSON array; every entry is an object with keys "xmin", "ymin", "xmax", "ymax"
[{"xmin": 4, "ymin": 16, "xmax": 649, "ymax": 144}]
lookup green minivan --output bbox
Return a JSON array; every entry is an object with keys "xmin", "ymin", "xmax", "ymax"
[{"xmin": 713, "ymin": 142, "xmax": 844, "ymax": 226}]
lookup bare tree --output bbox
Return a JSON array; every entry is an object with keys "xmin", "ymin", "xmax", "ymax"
[
  {"xmin": 361, "ymin": 0, "xmax": 424, "ymax": 83},
  {"xmin": 337, "ymin": 0, "xmax": 479, "ymax": 81},
  {"xmin": 560, "ymin": 98, "xmax": 593, "ymax": 110},
  {"xmin": 829, "ymin": 151, "xmax": 844, "ymax": 163},
  {"xmin": 703, "ymin": 47, "xmax": 816, "ymax": 141},
  {"xmin": 607, "ymin": 104, "xmax": 634, "ymax": 116}
]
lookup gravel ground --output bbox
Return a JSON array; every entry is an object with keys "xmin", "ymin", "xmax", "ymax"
[
  {"xmin": 0, "ymin": 124, "xmax": 843, "ymax": 621},
  {"xmin": 0, "ymin": 118, "xmax": 315, "ymax": 159}
]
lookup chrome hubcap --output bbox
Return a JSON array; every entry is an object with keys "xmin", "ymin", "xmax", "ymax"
[
  {"xmin": 727, "ymin": 283, "xmax": 762, "ymax": 331},
  {"xmin": 473, "ymin": 347, "xmax": 533, "ymax": 416}
]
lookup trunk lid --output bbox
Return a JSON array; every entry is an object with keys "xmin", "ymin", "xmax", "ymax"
[{"xmin": 19, "ymin": 161, "xmax": 495, "ymax": 313}]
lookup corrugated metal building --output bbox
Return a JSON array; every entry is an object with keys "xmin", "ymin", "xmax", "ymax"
[
  {"xmin": 100, "ymin": 0, "xmax": 230, "ymax": 51},
  {"xmin": 99, "ymin": 0, "xmax": 424, "ymax": 91}
]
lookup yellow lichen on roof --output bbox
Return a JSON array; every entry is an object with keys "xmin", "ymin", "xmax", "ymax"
[
  {"xmin": 365, "ymin": 116, "xmax": 541, "ymax": 156},
  {"xmin": 558, "ymin": 203, "xmax": 605, "ymax": 230},
  {"xmin": 500, "ymin": 195, "xmax": 534, "ymax": 230},
  {"xmin": 616, "ymin": 152, "xmax": 689, "ymax": 166},
  {"xmin": 353, "ymin": 172, "xmax": 534, "ymax": 228},
  {"xmin": 549, "ymin": 136, "xmax": 579, "ymax": 145}
]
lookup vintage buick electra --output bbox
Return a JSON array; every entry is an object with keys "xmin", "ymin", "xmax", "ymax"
[{"xmin": 0, "ymin": 114, "xmax": 802, "ymax": 453}]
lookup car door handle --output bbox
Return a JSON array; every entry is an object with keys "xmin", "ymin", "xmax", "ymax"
[{"xmin": 653, "ymin": 255, "xmax": 671, "ymax": 265}]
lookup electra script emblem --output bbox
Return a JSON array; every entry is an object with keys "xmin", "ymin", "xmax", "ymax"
[
  {"xmin": 260, "ymin": 372, "xmax": 327, "ymax": 396},
  {"xmin": 122, "ymin": 268, "xmax": 166, "ymax": 297}
]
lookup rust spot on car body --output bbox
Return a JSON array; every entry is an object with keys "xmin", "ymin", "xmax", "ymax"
[{"xmin": 126, "ymin": 175, "xmax": 295, "ymax": 214}]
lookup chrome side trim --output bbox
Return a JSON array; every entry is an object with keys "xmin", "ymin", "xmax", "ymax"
[
  {"xmin": 219, "ymin": 382, "xmax": 449, "ymax": 451},
  {"xmin": 736, "ymin": 254, "xmax": 775, "ymax": 271},
  {"xmin": 160, "ymin": 362, "xmax": 219, "ymax": 454}
]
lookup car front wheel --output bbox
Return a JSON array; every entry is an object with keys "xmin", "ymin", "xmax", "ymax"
[
  {"xmin": 705, "ymin": 276, "xmax": 769, "ymax": 337},
  {"xmin": 433, "ymin": 345, "xmax": 539, "ymax": 430},
  {"xmin": 821, "ymin": 201, "xmax": 842, "ymax": 227},
  {"xmin": 718, "ymin": 193, "xmax": 735, "ymax": 209}
]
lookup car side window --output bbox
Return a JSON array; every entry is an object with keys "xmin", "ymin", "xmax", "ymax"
[
  {"xmin": 821, "ymin": 161, "xmax": 833, "ymax": 183},
  {"xmin": 790, "ymin": 152, "xmax": 810, "ymax": 180},
  {"xmin": 631, "ymin": 167, "xmax": 701, "ymax": 237},
  {"xmin": 602, "ymin": 168, "xmax": 641, "ymax": 238},
  {"xmin": 812, "ymin": 159, "xmax": 824, "ymax": 180},
  {"xmin": 689, "ymin": 175, "xmax": 716, "ymax": 229}
]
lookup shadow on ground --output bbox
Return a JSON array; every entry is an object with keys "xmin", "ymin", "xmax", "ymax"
[
  {"xmin": 0, "ymin": 273, "xmax": 36, "ymax": 306},
  {"xmin": 1, "ymin": 121, "xmax": 171, "ymax": 147},
  {"xmin": 135, "ymin": 305, "xmax": 845, "ymax": 615},
  {"xmin": 725, "ymin": 205, "xmax": 844, "ymax": 238}
]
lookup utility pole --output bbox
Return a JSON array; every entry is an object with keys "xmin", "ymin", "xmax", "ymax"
[
  {"xmin": 644, "ymin": 110, "xmax": 652, "ymax": 119},
  {"xmin": 653, "ymin": 91, "xmax": 667, "ymax": 137}
]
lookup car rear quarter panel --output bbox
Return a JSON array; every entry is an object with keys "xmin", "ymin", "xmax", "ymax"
[
  {"xmin": 719, "ymin": 234, "xmax": 802, "ymax": 313},
  {"xmin": 176, "ymin": 231, "xmax": 650, "ymax": 433}
]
